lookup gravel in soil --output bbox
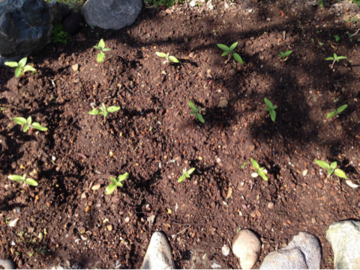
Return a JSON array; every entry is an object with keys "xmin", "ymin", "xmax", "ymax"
[{"xmin": 1, "ymin": 0, "xmax": 360, "ymax": 268}]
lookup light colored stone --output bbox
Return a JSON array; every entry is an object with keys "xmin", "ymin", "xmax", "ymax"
[
  {"xmin": 232, "ymin": 229, "xmax": 261, "ymax": 269},
  {"xmin": 260, "ymin": 232, "xmax": 321, "ymax": 269},
  {"xmin": 218, "ymin": 98, "xmax": 228, "ymax": 108},
  {"xmin": 72, "ymin": 64, "xmax": 79, "ymax": 72},
  {"xmin": 82, "ymin": 0, "xmax": 142, "ymax": 30},
  {"xmin": 326, "ymin": 220, "xmax": 360, "ymax": 269},
  {"xmin": 0, "ymin": 259, "xmax": 15, "ymax": 269},
  {"xmin": 140, "ymin": 232, "xmax": 175, "ymax": 269}
]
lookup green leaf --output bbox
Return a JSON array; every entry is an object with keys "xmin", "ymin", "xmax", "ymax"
[
  {"xmin": 337, "ymin": 104, "xmax": 348, "ymax": 113},
  {"xmin": 189, "ymin": 101, "xmax": 197, "ymax": 110},
  {"xmin": 110, "ymin": 177, "xmax": 117, "ymax": 184},
  {"xmin": 101, "ymin": 103, "xmax": 106, "ymax": 112},
  {"xmin": 196, "ymin": 114, "xmax": 205, "ymax": 123},
  {"xmin": 184, "ymin": 171, "xmax": 190, "ymax": 178},
  {"xmin": 97, "ymin": 52, "xmax": 105, "ymax": 63},
  {"xmin": 330, "ymin": 161, "xmax": 337, "ymax": 170},
  {"xmin": 98, "ymin": 39, "xmax": 105, "ymax": 49},
  {"xmin": 221, "ymin": 51, "xmax": 231, "ymax": 57},
  {"xmin": 107, "ymin": 106, "xmax": 121, "ymax": 113},
  {"xmin": 106, "ymin": 183, "xmax": 117, "ymax": 195},
  {"xmin": 334, "ymin": 169, "xmax": 348, "ymax": 179},
  {"xmin": 269, "ymin": 110, "xmax": 276, "ymax": 122},
  {"xmin": 336, "ymin": 56, "xmax": 347, "ymax": 61},
  {"xmin": 278, "ymin": 52, "xmax": 285, "ymax": 58},
  {"xmin": 89, "ymin": 108, "xmax": 100, "ymax": 115},
  {"xmin": 4, "ymin": 61, "xmax": 19, "ymax": 68},
  {"xmin": 8, "ymin": 175, "xmax": 25, "ymax": 182},
  {"xmin": 93, "ymin": 46, "xmax": 102, "ymax": 50},
  {"xmin": 13, "ymin": 117, "xmax": 27, "ymax": 125},
  {"xmin": 156, "ymin": 52, "xmax": 167, "ymax": 58},
  {"xmin": 264, "ymin": 98, "xmax": 273, "ymax": 107},
  {"xmin": 229, "ymin": 42, "xmax": 238, "ymax": 51},
  {"xmin": 15, "ymin": 67, "xmax": 22, "ymax": 77},
  {"xmin": 178, "ymin": 175, "xmax": 186, "ymax": 182},
  {"xmin": 285, "ymin": 50, "xmax": 293, "ymax": 56},
  {"xmin": 273, "ymin": 105, "xmax": 278, "ymax": 110},
  {"xmin": 258, "ymin": 171, "xmax": 268, "ymax": 181},
  {"xmin": 27, "ymin": 116, "xmax": 32, "ymax": 125},
  {"xmin": 326, "ymin": 111, "xmax": 337, "ymax": 118},
  {"xmin": 23, "ymin": 125, "xmax": 30, "ymax": 132},
  {"xmin": 18, "ymin": 57, "xmax": 27, "ymax": 67},
  {"xmin": 334, "ymin": 35, "xmax": 340, "ymax": 42},
  {"xmin": 251, "ymin": 158, "xmax": 260, "ymax": 169},
  {"xmin": 32, "ymin": 122, "xmax": 48, "ymax": 131},
  {"xmin": 187, "ymin": 168, "xmax": 195, "ymax": 175},
  {"xmin": 217, "ymin": 44, "xmax": 230, "ymax": 51},
  {"xmin": 233, "ymin": 53, "xmax": 243, "ymax": 64},
  {"xmin": 25, "ymin": 178, "xmax": 38, "ymax": 186},
  {"xmin": 314, "ymin": 159, "xmax": 330, "ymax": 170},
  {"xmin": 102, "ymin": 110, "xmax": 108, "ymax": 118},
  {"xmin": 118, "ymin": 172, "xmax": 129, "ymax": 182},
  {"xmin": 23, "ymin": 65, "xmax": 36, "ymax": 73},
  {"xmin": 325, "ymin": 57, "xmax": 334, "ymax": 61},
  {"xmin": 169, "ymin": 56, "xmax": 179, "ymax": 63},
  {"xmin": 103, "ymin": 48, "xmax": 111, "ymax": 52},
  {"xmin": 116, "ymin": 181, "xmax": 123, "ymax": 187},
  {"xmin": 333, "ymin": 53, "xmax": 338, "ymax": 59}
]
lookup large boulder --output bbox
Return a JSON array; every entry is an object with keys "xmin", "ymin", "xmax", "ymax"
[
  {"xmin": 0, "ymin": 0, "xmax": 70, "ymax": 66},
  {"xmin": 82, "ymin": 0, "xmax": 142, "ymax": 30}
]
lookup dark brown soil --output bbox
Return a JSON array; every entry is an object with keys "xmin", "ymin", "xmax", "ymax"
[{"xmin": 1, "ymin": 0, "xmax": 360, "ymax": 268}]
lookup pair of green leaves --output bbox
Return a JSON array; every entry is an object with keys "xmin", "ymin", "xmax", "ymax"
[
  {"xmin": 5, "ymin": 57, "xmax": 36, "ymax": 78},
  {"xmin": 326, "ymin": 53, "xmax": 347, "ymax": 68},
  {"xmin": 217, "ymin": 42, "xmax": 244, "ymax": 64},
  {"xmin": 8, "ymin": 174, "xmax": 38, "ymax": 186},
  {"xmin": 94, "ymin": 39, "xmax": 111, "ymax": 63},
  {"xmin": 189, "ymin": 101, "xmax": 205, "ymax": 123},
  {"xmin": 250, "ymin": 158, "xmax": 268, "ymax": 181},
  {"xmin": 178, "ymin": 167, "xmax": 195, "ymax": 182},
  {"xmin": 326, "ymin": 104, "xmax": 347, "ymax": 119},
  {"xmin": 89, "ymin": 103, "xmax": 120, "ymax": 119},
  {"xmin": 106, "ymin": 173, "xmax": 129, "ymax": 195},
  {"xmin": 278, "ymin": 50, "xmax": 292, "ymax": 60},
  {"xmin": 155, "ymin": 52, "xmax": 179, "ymax": 64},
  {"xmin": 314, "ymin": 159, "xmax": 348, "ymax": 179},
  {"xmin": 264, "ymin": 98, "xmax": 277, "ymax": 122},
  {"xmin": 13, "ymin": 116, "xmax": 48, "ymax": 132}
]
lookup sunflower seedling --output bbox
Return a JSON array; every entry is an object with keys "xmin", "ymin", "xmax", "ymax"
[
  {"xmin": 178, "ymin": 167, "xmax": 195, "ymax": 182},
  {"xmin": 94, "ymin": 39, "xmax": 111, "ymax": 63},
  {"xmin": 325, "ymin": 53, "xmax": 347, "ymax": 68},
  {"xmin": 89, "ymin": 103, "xmax": 120, "ymax": 119},
  {"xmin": 326, "ymin": 104, "xmax": 348, "ymax": 119},
  {"xmin": 189, "ymin": 101, "xmax": 205, "ymax": 123},
  {"xmin": 8, "ymin": 174, "xmax": 38, "ymax": 186},
  {"xmin": 217, "ymin": 42, "xmax": 243, "ymax": 64},
  {"xmin": 13, "ymin": 116, "xmax": 48, "ymax": 132},
  {"xmin": 314, "ymin": 159, "xmax": 348, "ymax": 179},
  {"xmin": 251, "ymin": 158, "xmax": 268, "ymax": 181},
  {"xmin": 5, "ymin": 57, "xmax": 36, "ymax": 78},
  {"xmin": 106, "ymin": 173, "xmax": 129, "ymax": 194},
  {"xmin": 155, "ymin": 52, "xmax": 179, "ymax": 64},
  {"xmin": 278, "ymin": 50, "xmax": 292, "ymax": 61},
  {"xmin": 264, "ymin": 98, "xmax": 277, "ymax": 122}
]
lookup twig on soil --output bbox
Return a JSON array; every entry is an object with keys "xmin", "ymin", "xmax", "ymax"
[
  {"xmin": 349, "ymin": 29, "xmax": 360, "ymax": 38},
  {"xmin": 171, "ymin": 225, "xmax": 191, "ymax": 239}
]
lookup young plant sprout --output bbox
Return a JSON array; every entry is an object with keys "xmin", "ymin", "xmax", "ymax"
[
  {"xmin": 326, "ymin": 104, "xmax": 348, "ymax": 119},
  {"xmin": 189, "ymin": 100, "xmax": 205, "ymax": 123},
  {"xmin": 8, "ymin": 174, "xmax": 38, "ymax": 186},
  {"xmin": 106, "ymin": 173, "xmax": 129, "ymax": 195},
  {"xmin": 278, "ymin": 50, "xmax": 292, "ymax": 61},
  {"xmin": 250, "ymin": 158, "xmax": 268, "ymax": 181},
  {"xmin": 89, "ymin": 103, "xmax": 120, "ymax": 119},
  {"xmin": 217, "ymin": 42, "xmax": 244, "ymax": 64},
  {"xmin": 13, "ymin": 116, "xmax": 48, "ymax": 132},
  {"xmin": 155, "ymin": 52, "xmax": 179, "ymax": 64},
  {"xmin": 314, "ymin": 160, "xmax": 348, "ymax": 179},
  {"xmin": 4, "ymin": 57, "xmax": 36, "ymax": 78},
  {"xmin": 94, "ymin": 39, "xmax": 111, "ymax": 63},
  {"xmin": 325, "ymin": 53, "xmax": 347, "ymax": 68},
  {"xmin": 178, "ymin": 167, "xmax": 195, "ymax": 182},
  {"xmin": 264, "ymin": 98, "xmax": 277, "ymax": 122},
  {"xmin": 334, "ymin": 35, "xmax": 340, "ymax": 42}
]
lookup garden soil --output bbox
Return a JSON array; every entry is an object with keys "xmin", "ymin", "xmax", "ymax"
[{"xmin": 1, "ymin": 0, "xmax": 360, "ymax": 268}]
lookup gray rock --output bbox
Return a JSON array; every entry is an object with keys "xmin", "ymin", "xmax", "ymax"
[
  {"xmin": 260, "ymin": 232, "xmax": 321, "ymax": 269},
  {"xmin": 0, "ymin": 259, "xmax": 15, "ymax": 269},
  {"xmin": 140, "ymin": 232, "xmax": 175, "ymax": 269},
  {"xmin": 326, "ymin": 220, "xmax": 360, "ymax": 269},
  {"xmin": 0, "ymin": 0, "xmax": 70, "ymax": 66},
  {"xmin": 82, "ymin": 0, "xmax": 142, "ymax": 30}
]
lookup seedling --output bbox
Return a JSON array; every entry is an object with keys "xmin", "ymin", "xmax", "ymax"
[
  {"xmin": 314, "ymin": 159, "xmax": 348, "ymax": 179},
  {"xmin": 217, "ymin": 42, "xmax": 244, "ymax": 64},
  {"xmin": 13, "ymin": 116, "xmax": 48, "ymax": 132},
  {"xmin": 106, "ymin": 173, "xmax": 129, "ymax": 194},
  {"xmin": 155, "ymin": 52, "xmax": 179, "ymax": 64},
  {"xmin": 264, "ymin": 98, "xmax": 277, "ymax": 122},
  {"xmin": 178, "ymin": 167, "xmax": 195, "ymax": 182},
  {"xmin": 250, "ymin": 158, "xmax": 268, "ymax": 181},
  {"xmin": 325, "ymin": 53, "xmax": 347, "ymax": 68},
  {"xmin": 5, "ymin": 57, "xmax": 36, "ymax": 78},
  {"xmin": 189, "ymin": 101, "xmax": 205, "ymax": 123},
  {"xmin": 334, "ymin": 35, "xmax": 340, "ymax": 42},
  {"xmin": 278, "ymin": 50, "xmax": 292, "ymax": 61},
  {"xmin": 89, "ymin": 103, "xmax": 120, "ymax": 119},
  {"xmin": 8, "ymin": 174, "xmax": 38, "ymax": 186},
  {"xmin": 94, "ymin": 39, "xmax": 111, "ymax": 63},
  {"xmin": 326, "ymin": 104, "xmax": 348, "ymax": 119}
]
